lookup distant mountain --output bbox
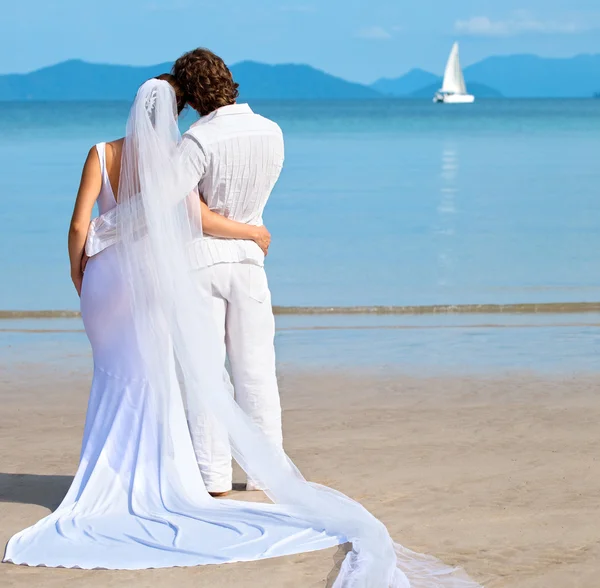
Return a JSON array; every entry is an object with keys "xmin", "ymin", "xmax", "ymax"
[
  {"xmin": 0, "ymin": 60, "xmax": 173, "ymax": 101},
  {"xmin": 371, "ymin": 68, "xmax": 439, "ymax": 96},
  {"xmin": 409, "ymin": 81, "xmax": 503, "ymax": 99},
  {"xmin": 4, "ymin": 53, "xmax": 600, "ymax": 101},
  {"xmin": 463, "ymin": 54, "xmax": 600, "ymax": 98},
  {"xmin": 231, "ymin": 61, "xmax": 381, "ymax": 100},
  {"xmin": 0, "ymin": 59, "xmax": 382, "ymax": 102}
]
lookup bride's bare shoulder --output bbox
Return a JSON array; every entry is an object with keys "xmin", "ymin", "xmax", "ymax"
[
  {"xmin": 105, "ymin": 138, "xmax": 125, "ymax": 167},
  {"xmin": 106, "ymin": 138, "xmax": 125, "ymax": 153}
]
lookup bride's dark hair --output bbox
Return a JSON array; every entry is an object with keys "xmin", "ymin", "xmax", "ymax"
[{"xmin": 154, "ymin": 73, "xmax": 187, "ymax": 114}]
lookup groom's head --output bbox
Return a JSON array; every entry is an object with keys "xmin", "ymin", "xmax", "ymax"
[{"xmin": 172, "ymin": 48, "xmax": 239, "ymax": 117}]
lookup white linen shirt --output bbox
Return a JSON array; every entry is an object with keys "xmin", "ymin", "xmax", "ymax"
[{"xmin": 180, "ymin": 103, "xmax": 284, "ymax": 267}]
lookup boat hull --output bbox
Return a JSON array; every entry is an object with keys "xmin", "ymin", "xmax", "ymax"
[{"xmin": 433, "ymin": 93, "xmax": 475, "ymax": 104}]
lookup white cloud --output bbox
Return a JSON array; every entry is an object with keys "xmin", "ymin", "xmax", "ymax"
[
  {"xmin": 356, "ymin": 26, "xmax": 392, "ymax": 40},
  {"xmin": 455, "ymin": 12, "xmax": 586, "ymax": 37}
]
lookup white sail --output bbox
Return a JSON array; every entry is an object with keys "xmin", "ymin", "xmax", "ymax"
[{"xmin": 441, "ymin": 42, "xmax": 467, "ymax": 95}]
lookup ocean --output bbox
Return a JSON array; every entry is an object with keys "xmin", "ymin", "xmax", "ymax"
[
  {"xmin": 1, "ymin": 98, "xmax": 600, "ymax": 310},
  {"xmin": 1, "ymin": 99, "xmax": 599, "ymax": 372}
]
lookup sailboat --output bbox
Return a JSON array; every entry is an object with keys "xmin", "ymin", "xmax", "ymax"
[{"xmin": 433, "ymin": 42, "xmax": 474, "ymax": 104}]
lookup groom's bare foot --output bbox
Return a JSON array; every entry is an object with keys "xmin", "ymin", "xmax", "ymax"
[{"xmin": 209, "ymin": 491, "xmax": 229, "ymax": 497}]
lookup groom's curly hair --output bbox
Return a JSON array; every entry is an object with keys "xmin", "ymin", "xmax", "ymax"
[{"xmin": 172, "ymin": 48, "xmax": 239, "ymax": 116}]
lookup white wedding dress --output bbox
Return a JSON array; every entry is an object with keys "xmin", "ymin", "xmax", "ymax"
[
  {"xmin": 4, "ymin": 81, "xmax": 482, "ymax": 587},
  {"xmin": 4, "ymin": 142, "xmax": 340, "ymax": 569}
]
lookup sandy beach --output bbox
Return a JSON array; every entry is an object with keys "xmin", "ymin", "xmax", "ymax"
[{"xmin": 2, "ymin": 363, "xmax": 600, "ymax": 587}]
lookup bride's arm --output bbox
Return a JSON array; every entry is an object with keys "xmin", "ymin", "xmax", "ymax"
[
  {"xmin": 199, "ymin": 200, "xmax": 271, "ymax": 255},
  {"xmin": 69, "ymin": 147, "xmax": 101, "ymax": 296},
  {"xmin": 179, "ymin": 136, "xmax": 270, "ymax": 254}
]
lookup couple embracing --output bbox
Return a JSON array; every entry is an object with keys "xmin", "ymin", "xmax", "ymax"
[{"xmin": 4, "ymin": 48, "xmax": 480, "ymax": 588}]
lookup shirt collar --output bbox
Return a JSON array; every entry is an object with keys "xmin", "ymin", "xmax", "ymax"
[
  {"xmin": 193, "ymin": 103, "xmax": 252, "ymax": 126},
  {"xmin": 190, "ymin": 103, "xmax": 252, "ymax": 128},
  {"xmin": 213, "ymin": 103, "xmax": 252, "ymax": 117}
]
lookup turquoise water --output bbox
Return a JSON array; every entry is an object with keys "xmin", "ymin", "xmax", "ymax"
[{"xmin": 1, "ymin": 99, "xmax": 599, "ymax": 310}]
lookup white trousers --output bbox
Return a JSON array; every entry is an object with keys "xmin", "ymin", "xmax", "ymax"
[{"xmin": 187, "ymin": 262, "xmax": 283, "ymax": 492}]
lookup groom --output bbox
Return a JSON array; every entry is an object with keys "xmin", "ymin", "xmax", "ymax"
[{"xmin": 173, "ymin": 48, "xmax": 285, "ymax": 495}]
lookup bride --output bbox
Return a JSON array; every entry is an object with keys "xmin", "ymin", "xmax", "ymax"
[{"xmin": 4, "ymin": 77, "xmax": 481, "ymax": 587}]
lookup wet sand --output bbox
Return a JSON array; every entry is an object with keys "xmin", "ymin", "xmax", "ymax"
[{"xmin": 2, "ymin": 367, "xmax": 600, "ymax": 587}]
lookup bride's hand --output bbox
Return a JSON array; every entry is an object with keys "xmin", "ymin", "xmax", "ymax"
[
  {"xmin": 251, "ymin": 226, "xmax": 271, "ymax": 256},
  {"xmin": 71, "ymin": 269, "xmax": 83, "ymax": 297}
]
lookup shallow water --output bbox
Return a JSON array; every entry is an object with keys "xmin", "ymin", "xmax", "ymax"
[{"xmin": 2, "ymin": 313, "xmax": 598, "ymax": 375}]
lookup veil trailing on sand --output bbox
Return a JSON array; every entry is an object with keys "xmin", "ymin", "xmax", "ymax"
[{"xmin": 114, "ymin": 79, "xmax": 481, "ymax": 587}]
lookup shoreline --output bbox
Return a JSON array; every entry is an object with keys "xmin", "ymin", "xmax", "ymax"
[{"xmin": 1, "ymin": 301, "xmax": 600, "ymax": 319}]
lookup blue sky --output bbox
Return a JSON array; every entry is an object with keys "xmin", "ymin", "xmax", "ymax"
[{"xmin": 2, "ymin": 0, "xmax": 600, "ymax": 82}]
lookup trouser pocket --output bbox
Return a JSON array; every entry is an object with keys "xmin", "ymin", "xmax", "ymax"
[{"xmin": 247, "ymin": 264, "xmax": 270, "ymax": 303}]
